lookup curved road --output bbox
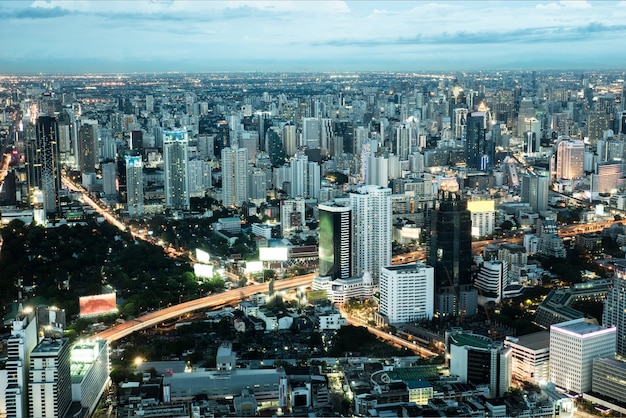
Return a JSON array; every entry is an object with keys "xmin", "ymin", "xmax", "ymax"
[{"xmin": 94, "ymin": 273, "xmax": 316, "ymax": 342}]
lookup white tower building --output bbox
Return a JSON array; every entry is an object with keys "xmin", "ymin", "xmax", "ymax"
[
  {"xmin": 550, "ymin": 318, "xmax": 616, "ymax": 393},
  {"xmin": 221, "ymin": 146, "xmax": 249, "ymax": 208},
  {"xmin": 29, "ymin": 338, "xmax": 72, "ymax": 418},
  {"xmin": 281, "ymin": 197, "xmax": 306, "ymax": 238},
  {"xmin": 603, "ymin": 259, "xmax": 626, "ymax": 357},
  {"xmin": 350, "ymin": 185, "xmax": 392, "ymax": 283},
  {"xmin": 378, "ymin": 263, "xmax": 434, "ymax": 324}
]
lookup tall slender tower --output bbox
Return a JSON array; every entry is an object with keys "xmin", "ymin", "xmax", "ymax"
[
  {"xmin": 29, "ymin": 116, "xmax": 61, "ymax": 214},
  {"xmin": 163, "ymin": 130, "xmax": 190, "ymax": 211},
  {"xmin": 350, "ymin": 185, "xmax": 392, "ymax": 283},
  {"xmin": 429, "ymin": 187, "xmax": 474, "ymax": 318},
  {"xmin": 221, "ymin": 146, "xmax": 249, "ymax": 208},
  {"xmin": 28, "ymin": 338, "xmax": 72, "ymax": 418},
  {"xmin": 125, "ymin": 155, "xmax": 144, "ymax": 216},
  {"xmin": 603, "ymin": 259, "xmax": 626, "ymax": 357}
]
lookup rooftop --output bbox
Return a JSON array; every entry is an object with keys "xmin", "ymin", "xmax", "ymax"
[
  {"xmin": 32, "ymin": 338, "xmax": 67, "ymax": 355},
  {"xmin": 508, "ymin": 331, "xmax": 550, "ymax": 350},
  {"xmin": 551, "ymin": 318, "xmax": 612, "ymax": 336},
  {"xmin": 451, "ymin": 333, "xmax": 493, "ymax": 349}
]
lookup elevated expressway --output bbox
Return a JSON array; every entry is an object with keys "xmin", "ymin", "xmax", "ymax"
[{"xmin": 94, "ymin": 273, "xmax": 316, "ymax": 343}]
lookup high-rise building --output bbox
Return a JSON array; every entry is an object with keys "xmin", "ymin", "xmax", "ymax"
[
  {"xmin": 318, "ymin": 203, "xmax": 351, "ymax": 280},
  {"xmin": 603, "ymin": 259, "xmax": 626, "ymax": 357},
  {"xmin": 467, "ymin": 199, "xmax": 496, "ymax": 238},
  {"xmin": 29, "ymin": 338, "xmax": 72, "ymax": 418},
  {"xmin": 27, "ymin": 116, "xmax": 61, "ymax": 214},
  {"xmin": 550, "ymin": 318, "xmax": 616, "ymax": 393},
  {"xmin": 592, "ymin": 357, "xmax": 626, "ymax": 409},
  {"xmin": 125, "ymin": 155, "xmax": 144, "ymax": 217},
  {"xmin": 101, "ymin": 161, "xmax": 117, "ymax": 198},
  {"xmin": 465, "ymin": 109, "xmax": 493, "ymax": 170},
  {"xmin": 2, "ymin": 312, "xmax": 39, "ymax": 418},
  {"xmin": 302, "ymin": 117, "xmax": 320, "ymax": 149},
  {"xmin": 163, "ymin": 130, "xmax": 190, "ymax": 211},
  {"xmin": 475, "ymin": 260, "xmax": 508, "ymax": 303},
  {"xmin": 551, "ymin": 138, "xmax": 584, "ymax": 180},
  {"xmin": 521, "ymin": 173, "xmax": 549, "ymax": 213},
  {"xmin": 378, "ymin": 263, "xmax": 434, "ymax": 324},
  {"xmin": 350, "ymin": 185, "xmax": 392, "ymax": 283},
  {"xmin": 282, "ymin": 123, "xmax": 297, "ymax": 158},
  {"xmin": 280, "ymin": 197, "xmax": 306, "ymax": 238},
  {"xmin": 429, "ymin": 190, "xmax": 474, "ymax": 317},
  {"xmin": 70, "ymin": 340, "xmax": 110, "ymax": 417},
  {"xmin": 504, "ymin": 331, "xmax": 550, "ymax": 386},
  {"xmin": 448, "ymin": 331, "xmax": 512, "ymax": 398},
  {"xmin": 78, "ymin": 120, "xmax": 99, "ymax": 174},
  {"xmin": 221, "ymin": 146, "xmax": 249, "ymax": 208}
]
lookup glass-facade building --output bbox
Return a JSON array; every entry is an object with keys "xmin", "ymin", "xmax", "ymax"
[{"xmin": 318, "ymin": 203, "xmax": 351, "ymax": 280}]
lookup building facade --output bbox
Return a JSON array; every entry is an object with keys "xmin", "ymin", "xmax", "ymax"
[
  {"xmin": 549, "ymin": 318, "xmax": 616, "ymax": 393},
  {"xmin": 163, "ymin": 130, "xmax": 190, "ymax": 210},
  {"xmin": 378, "ymin": 263, "xmax": 434, "ymax": 324},
  {"xmin": 603, "ymin": 259, "xmax": 626, "ymax": 357},
  {"xmin": 318, "ymin": 203, "xmax": 351, "ymax": 280}
]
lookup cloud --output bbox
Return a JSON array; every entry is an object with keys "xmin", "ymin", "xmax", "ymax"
[{"xmin": 2, "ymin": 5, "xmax": 73, "ymax": 19}]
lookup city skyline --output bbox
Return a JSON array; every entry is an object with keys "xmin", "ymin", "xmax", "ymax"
[{"xmin": 2, "ymin": 0, "xmax": 626, "ymax": 74}]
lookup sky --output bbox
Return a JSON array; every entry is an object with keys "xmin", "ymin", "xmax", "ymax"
[{"xmin": 1, "ymin": 0, "xmax": 626, "ymax": 74}]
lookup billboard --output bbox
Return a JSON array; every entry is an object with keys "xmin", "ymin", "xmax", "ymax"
[
  {"xmin": 79, "ymin": 293, "xmax": 117, "ymax": 317},
  {"xmin": 194, "ymin": 263, "xmax": 214, "ymax": 279},
  {"xmin": 195, "ymin": 248, "xmax": 211, "ymax": 264},
  {"xmin": 306, "ymin": 289, "xmax": 328, "ymax": 301},
  {"xmin": 245, "ymin": 261, "xmax": 264, "ymax": 274},
  {"xmin": 259, "ymin": 247, "xmax": 289, "ymax": 261}
]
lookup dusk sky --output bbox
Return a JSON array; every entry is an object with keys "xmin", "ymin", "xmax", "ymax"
[{"xmin": 2, "ymin": 0, "xmax": 626, "ymax": 74}]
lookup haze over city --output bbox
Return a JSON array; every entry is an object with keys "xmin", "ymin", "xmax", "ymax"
[{"xmin": 2, "ymin": 0, "xmax": 626, "ymax": 73}]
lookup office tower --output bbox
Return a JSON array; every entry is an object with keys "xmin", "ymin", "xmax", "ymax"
[
  {"xmin": 429, "ymin": 190, "xmax": 474, "ymax": 318},
  {"xmin": 302, "ymin": 117, "xmax": 320, "ymax": 149},
  {"xmin": 145, "ymin": 94, "xmax": 154, "ymax": 113},
  {"xmin": 289, "ymin": 154, "xmax": 311, "ymax": 199},
  {"xmin": 591, "ymin": 162, "xmax": 623, "ymax": 196},
  {"xmin": 248, "ymin": 168, "xmax": 267, "ymax": 204},
  {"xmin": 197, "ymin": 134, "xmax": 215, "ymax": 160},
  {"xmin": 307, "ymin": 160, "xmax": 321, "ymax": 200},
  {"xmin": 597, "ymin": 137, "xmax": 625, "ymax": 163},
  {"xmin": 550, "ymin": 318, "xmax": 616, "ymax": 393},
  {"xmin": 395, "ymin": 122, "xmax": 411, "ymax": 160},
  {"xmin": 465, "ymin": 109, "xmax": 493, "ymax": 170},
  {"xmin": 282, "ymin": 123, "xmax": 297, "ymax": 157},
  {"xmin": 57, "ymin": 122, "xmax": 72, "ymax": 166},
  {"xmin": 475, "ymin": 260, "xmax": 508, "ymax": 303},
  {"xmin": 280, "ymin": 197, "xmax": 306, "ymax": 238},
  {"xmin": 551, "ymin": 138, "xmax": 584, "ymax": 180},
  {"xmin": 592, "ymin": 357, "xmax": 626, "ymax": 408},
  {"xmin": 125, "ymin": 155, "xmax": 144, "ymax": 216},
  {"xmin": 70, "ymin": 340, "xmax": 110, "ymax": 417},
  {"xmin": 448, "ymin": 331, "xmax": 512, "ymax": 398},
  {"xmin": 130, "ymin": 130, "xmax": 143, "ymax": 152},
  {"xmin": 28, "ymin": 116, "xmax": 61, "ymax": 214},
  {"xmin": 163, "ymin": 130, "xmax": 190, "ymax": 211},
  {"xmin": 101, "ymin": 161, "xmax": 117, "ymax": 197},
  {"xmin": 521, "ymin": 173, "xmax": 549, "ymax": 213},
  {"xmin": 318, "ymin": 203, "xmax": 352, "ymax": 280},
  {"xmin": 320, "ymin": 118, "xmax": 333, "ymax": 157},
  {"xmin": 587, "ymin": 110, "xmax": 610, "ymax": 146},
  {"xmin": 378, "ymin": 263, "xmax": 434, "ymax": 324},
  {"xmin": 365, "ymin": 154, "xmax": 389, "ymax": 187},
  {"xmin": 467, "ymin": 199, "xmax": 495, "ymax": 238},
  {"xmin": 221, "ymin": 146, "xmax": 249, "ymax": 208},
  {"xmin": 78, "ymin": 120, "xmax": 98, "ymax": 174},
  {"xmin": 350, "ymin": 185, "xmax": 392, "ymax": 283},
  {"xmin": 2, "ymin": 311, "xmax": 39, "ymax": 418},
  {"xmin": 603, "ymin": 259, "xmax": 626, "ymax": 356},
  {"xmin": 504, "ymin": 332, "xmax": 551, "ymax": 385},
  {"xmin": 29, "ymin": 338, "xmax": 72, "ymax": 418},
  {"xmin": 99, "ymin": 127, "xmax": 116, "ymax": 161},
  {"xmin": 453, "ymin": 108, "xmax": 468, "ymax": 141}
]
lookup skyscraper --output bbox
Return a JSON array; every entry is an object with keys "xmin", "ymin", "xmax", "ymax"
[
  {"xmin": 318, "ymin": 203, "xmax": 352, "ymax": 280},
  {"xmin": 28, "ymin": 116, "xmax": 61, "ymax": 214},
  {"xmin": 550, "ymin": 318, "xmax": 616, "ymax": 393},
  {"xmin": 125, "ymin": 155, "xmax": 144, "ymax": 217},
  {"xmin": 78, "ymin": 120, "xmax": 99, "ymax": 174},
  {"xmin": 551, "ymin": 138, "xmax": 584, "ymax": 180},
  {"xmin": 29, "ymin": 338, "xmax": 72, "ymax": 418},
  {"xmin": 521, "ymin": 173, "xmax": 549, "ymax": 213},
  {"xmin": 350, "ymin": 185, "xmax": 392, "ymax": 283},
  {"xmin": 465, "ymin": 109, "xmax": 493, "ymax": 170},
  {"xmin": 221, "ymin": 146, "xmax": 249, "ymax": 208},
  {"xmin": 280, "ymin": 197, "xmax": 306, "ymax": 238},
  {"xmin": 603, "ymin": 259, "xmax": 626, "ymax": 357},
  {"xmin": 429, "ymin": 189, "xmax": 474, "ymax": 317},
  {"xmin": 2, "ymin": 312, "xmax": 39, "ymax": 418},
  {"xmin": 163, "ymin": 130, "xmax": 190, "ymax": 211},
  {"xmin": 282, "ymin": 123, "xmax": 297, "ymax": 157}
]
